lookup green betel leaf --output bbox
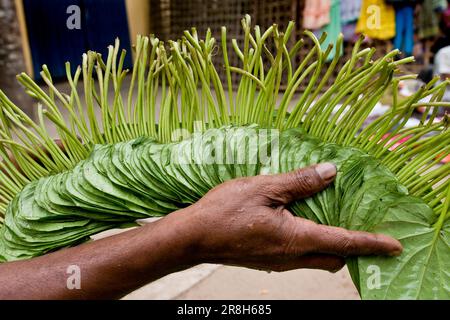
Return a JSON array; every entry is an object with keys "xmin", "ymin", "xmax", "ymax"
[
  {"xmin": 278, "ymin": 130, "xmax": 450, "ymax": 299},
  {"xmin": 0, "ymin": 126, "xmax": 448, "ymax": 299},
  {"xmin": 357, "ymin": 198, "xmax": 450, "ymax": 299}
]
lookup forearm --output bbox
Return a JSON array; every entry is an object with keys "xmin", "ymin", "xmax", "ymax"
[{"xmin": 0, "ymin": 208, "xmax": 199, "ymax": 300}]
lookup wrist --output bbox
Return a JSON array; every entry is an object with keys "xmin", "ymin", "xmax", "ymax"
[
  {"xmin": 114, "ymin": 206, "xmax": 204, "ymax": 285},
  {"xmin": 171, "ymin": 204, "xmax": 229, "ymax": 265},
  {"xmin": 155, "ymin": 206, "xmax": 205, "ymax": 267}
]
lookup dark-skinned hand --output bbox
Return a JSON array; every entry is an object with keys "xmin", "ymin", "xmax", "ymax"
[{"xmin": 184, "ymin": 162, "xmax": 402, "ymax": 273}]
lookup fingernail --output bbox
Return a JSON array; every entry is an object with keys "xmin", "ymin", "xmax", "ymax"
[
  {"xmin": 383, "ymin": 236, "xmax": 403, "ymax": 256},
  {"xmin": 316, "ymin": 162, "xmax": 337, "ymax": 182}
]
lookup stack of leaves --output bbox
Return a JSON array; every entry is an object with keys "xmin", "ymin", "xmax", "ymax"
[{"xmin": 0, "ymin": 16, "xmax": 448, "ymax": 299}]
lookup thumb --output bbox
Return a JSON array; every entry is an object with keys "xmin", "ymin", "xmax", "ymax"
[{"xmin": 264, "ymin": 162, "xmax": 337, "ymax": 204}]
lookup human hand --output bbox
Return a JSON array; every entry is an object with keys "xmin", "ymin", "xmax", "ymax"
[{"xmin": 184, "ymin": 163, "xmax": 402, "ymax": 273}]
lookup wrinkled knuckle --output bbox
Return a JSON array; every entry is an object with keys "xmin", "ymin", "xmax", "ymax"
[
  {"xmin": 258, "ymin": 182, "xmax": 273, "ymax": 194},
  {"xmin": 281, "ymin": 218, "xmax": 306, "ymax": 256},
  {"xmin": 340, "ymin": 233, "xmax": 357, "ymax": 256},
  {"xmin": 264, "ymin": 185, "xmax": 287, "ymax": 203},
  {"xmin": 290, "ymin": 171, "xmax": 318, "ymax": 194}
]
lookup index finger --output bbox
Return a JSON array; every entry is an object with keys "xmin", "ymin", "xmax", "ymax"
[{"xmin": 305, "ymin": 223, "xmax": 403, "ymax": 257}]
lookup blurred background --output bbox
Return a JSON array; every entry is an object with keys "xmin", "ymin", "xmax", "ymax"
[
  {"xmin": 2, "ymin": 0, "xmax": 449, "ymax": 113},
  {"xmin": 0, "ymin": 0, "xmax": 449, "ymax": 299}
]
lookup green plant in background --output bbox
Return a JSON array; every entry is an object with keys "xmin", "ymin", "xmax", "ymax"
[{"xmin": 0, "ymin": 16, "xmax": 449, "ymax": 299}]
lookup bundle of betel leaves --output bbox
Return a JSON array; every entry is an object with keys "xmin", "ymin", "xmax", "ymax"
[{"xmin": 0, "ymin": 16, "xmax": 448, "ymax": 299}]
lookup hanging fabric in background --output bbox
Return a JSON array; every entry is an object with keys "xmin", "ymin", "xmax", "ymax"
[
  {"xmin": 443, "ymin": 4, "xmax": 450, "ymax": 29},
  {"xmin": 356, "ymin": 0, "xmax": 396, "ymax": 40},
  {"xmin": 302, "ymin": 0, "xmax": 331, "ymax": 30},
  {"xmin": 342, "ymin": 23, "xmax": 357, "ymax": 41},
  {"xmin": 340, "ymin": 0, "xmax": 362, "ymax": 41},
  {"xmin": 418, "ymin": 0, "xmax": 448, "ymax": 39},
  {"xmin": 386, "ymin": 1, "xmax": 418, "ymax": 56},
  {"xmin": 394, "ymin": 6, "xmax": 414, "ymax": 55},
  {"xmin": 320, "ymin": 0, "xmax": 343, "ymax": 61},
  {"xmin": 341, "ymin": 0, "xmax": 362, "ymax": 23}
]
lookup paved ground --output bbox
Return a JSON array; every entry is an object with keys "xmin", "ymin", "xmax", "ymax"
[
  {"xmin": 122, "ymin": 263, "xmax": 359, "ymax": 300},
  {"xmin": 177, "ymin": 265, "xmax": 359, "ymax": 300}
]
